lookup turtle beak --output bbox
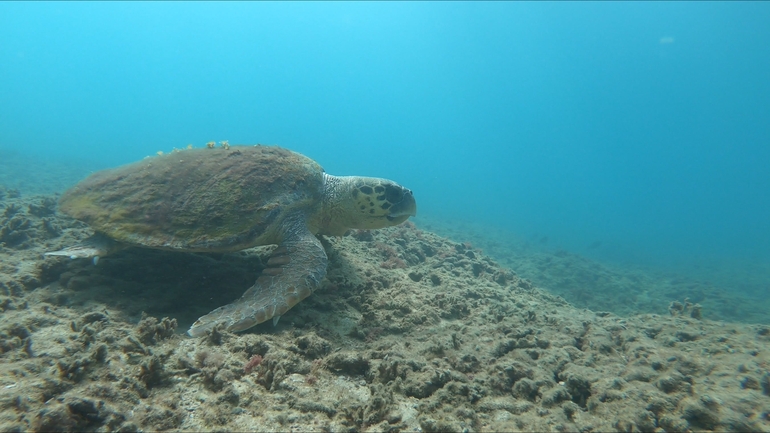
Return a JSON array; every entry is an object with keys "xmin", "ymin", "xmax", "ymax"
[{"xmin": 387, "ymin": 188, "xmax": 417, "ymax": 222}]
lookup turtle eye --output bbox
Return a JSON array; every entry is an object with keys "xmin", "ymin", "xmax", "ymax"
[
  {"xmin": 384, "ymin": 184, "xmax": 404, "ymax": 204},
  {"xmin": 376, "ymin": 183, "xmax": 408, "ymax": 204}
]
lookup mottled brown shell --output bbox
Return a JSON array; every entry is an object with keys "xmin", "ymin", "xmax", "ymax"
[{"xmin": 59, "ymin": 145, "xmax": 324, "ymax": 251}]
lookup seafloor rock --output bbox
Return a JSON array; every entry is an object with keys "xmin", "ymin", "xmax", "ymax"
[
  {"xmin": 0, "ymin": 189, "xmax": 769, "ymax": 432},
  {"xmin": 423, "ymin": 218, "xmax": 770, "ymax": 325}
]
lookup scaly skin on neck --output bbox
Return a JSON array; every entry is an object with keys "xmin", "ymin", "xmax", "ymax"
[{"xmin": 313, "ymin": 174, "xmax": 347, "ymax": 236}]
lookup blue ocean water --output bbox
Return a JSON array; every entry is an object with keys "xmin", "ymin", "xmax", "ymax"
[{"xmin": 1, "ymin": 3, "xmax": 768, "ymax": 285}]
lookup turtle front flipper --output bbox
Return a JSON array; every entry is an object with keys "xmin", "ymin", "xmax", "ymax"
[
  {"xmin": 187, "ymin": 219, "xmax": 328, "ymax": 337},
  {"xmin": 44, "ymin": 233, "xmax": 127, "ymax": 263}
]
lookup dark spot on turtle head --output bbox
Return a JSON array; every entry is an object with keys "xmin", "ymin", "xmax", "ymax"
[
  {"xmin": 381, "ymin": 203, "xmax": 391, "ymax": 210},
  {"xmin": 360, "ymin": 205, "xmax": 366, "ymax": 210},
  {"xmin": 369, "ymin": 209, "xmax": 375, "ymax": 214},
  {"xmin": 375, "ymin": 186, "xmax": 385, "ymax": 193},
  {"xmin": 352, "ymin": 189, "xmax": 359, "ymax": 198},
  {"xmin": 359, "ymin": 186, "xmax": 373, "ymax": 195},
  {"xmin": 384, "ymin": 185, "xmax": 403, "ymax": 203},
  {"xmin": 376, "ymin": 194, "xmax": 386, "ymax": 201}
]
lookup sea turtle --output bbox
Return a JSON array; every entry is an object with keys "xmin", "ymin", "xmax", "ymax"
[{"xmin": 45, "ymin": 145, "xmax": 416, "ymax": 337}]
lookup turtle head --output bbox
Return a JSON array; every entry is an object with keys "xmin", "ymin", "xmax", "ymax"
[
  {"xmin": 321, "ymin": 175, "xmax": 416, "ymax": 234},
  {"xmin": 350, "ymin": 177, "xmax": 417, "ymax": 227}
]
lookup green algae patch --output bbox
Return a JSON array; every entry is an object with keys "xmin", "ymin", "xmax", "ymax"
[{"xmin": 58, "ymin": 146, "xmax": 324, "ymax": 251}]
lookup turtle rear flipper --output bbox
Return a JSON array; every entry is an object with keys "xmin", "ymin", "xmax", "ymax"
[
  {"xmin": 187, "ymin": 219, "xmax": 328, "ymax": 337},
  {"xmin": 45, "ymin": 233, "xmax": 126, "ymax": 263}
]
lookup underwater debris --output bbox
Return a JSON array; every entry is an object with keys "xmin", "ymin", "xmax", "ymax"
[{"xmin": 668, "ymin": 298, "xmax": 703, "ymax": 320}]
